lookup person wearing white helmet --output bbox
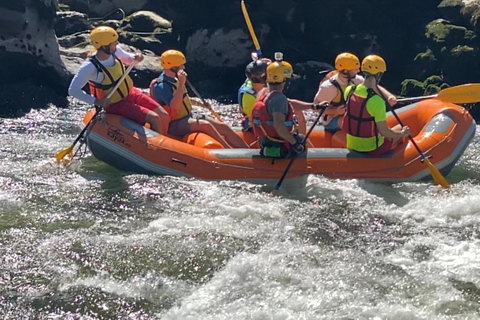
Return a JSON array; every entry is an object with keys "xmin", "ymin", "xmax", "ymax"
[{"xmin": 68, "ymin": 26, "xmax": 170, "ymax": 134}]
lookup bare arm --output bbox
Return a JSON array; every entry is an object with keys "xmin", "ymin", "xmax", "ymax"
[
  {"xmin": 376, "ymin": 121, "xmax": 410, "ymax": 139},
  {"xmin": 169, "ymin": 70, "xmax": 187, "ymax": 112}
]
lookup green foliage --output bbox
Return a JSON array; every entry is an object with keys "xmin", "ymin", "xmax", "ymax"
[
  {"xmin": 400, "ymin": 79, "xmax": 424, "ymax": 97},
  {"xmin": 424, "ymin": 84, "xmax": 441, "ymax": 95}
]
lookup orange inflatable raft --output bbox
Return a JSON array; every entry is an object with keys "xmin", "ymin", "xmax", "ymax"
[{"xmin": 82, "ymin": 99, "xmax": 475, "ymax": 186}]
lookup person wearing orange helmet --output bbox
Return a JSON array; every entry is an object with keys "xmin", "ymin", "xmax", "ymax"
[
  {"xmin": 342, "ymin": 55, "xmax": 410, "ymax": 156},
  {"xmin": 150, "ymin": 50, "xmax": 249, "ymax": 148},
  {"xmin": 68, "ymin": 26, "xmax": 170, "ymax": 134}
]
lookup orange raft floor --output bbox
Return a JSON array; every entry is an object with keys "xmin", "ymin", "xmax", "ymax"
[{"xmin": 82, "ymin": 99, "xmax": 475, "ymax": 186}]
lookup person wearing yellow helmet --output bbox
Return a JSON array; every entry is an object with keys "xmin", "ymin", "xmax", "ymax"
[
  {"xmin": 68, "ymin": 26, "xmax": 170, "ymax": 134},
  {"xmin": 251, "ymin": 53, "xmax": 309, "ymax": 158},
  {"xmin": 150, "ymin": 49, "xmax": 249, "ymax": 148},
  {"xmin": 309, "ymin": 52, "xmax": 365, "ymax": 132},
  {"xmin": 342, "ymin": 55, "xmax": 410, "ymax": 156}
]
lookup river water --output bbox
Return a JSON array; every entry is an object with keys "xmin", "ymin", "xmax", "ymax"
[{"xmin": 1, "ymin": 100, "xmax": 480, "ymax": 319}]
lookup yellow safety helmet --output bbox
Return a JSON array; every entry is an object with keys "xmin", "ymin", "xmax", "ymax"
[
  {"xmin": 361, "ymin": 55, "xmax": 386, "ymax": 75},
  {"xmin": 160, "ymin": 50, "xmax": 186, "ymax": 69},
  {"xmin": 266, "ymin": 61, "xmax": 293, "ymax": 83},
  {"xmin": 90, "ymin": 26, "xmax": 119, "ymax": 49},
  {"xmin": 335, "ymin": 52, "xmax": 360, "ymax": 71},
  {"xmin": 283, "ymin": 61, "xmax": 293, "ymax": 79}
]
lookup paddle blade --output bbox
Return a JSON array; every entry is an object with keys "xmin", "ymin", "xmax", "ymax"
[
  {"xmin": 424, "ymin": 158, "xmax": 450, "ymax": 188},
  {"xmin": 55, "ymin": 145, "xmax": 74, "ymax": 162},
  {"xmin": 437, "ymin": 83, "xmax": 480, "ymax": 104}
]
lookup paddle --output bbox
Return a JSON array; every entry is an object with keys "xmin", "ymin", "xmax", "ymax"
[
  {"xmin": 275, "ymin": 105, "xmax": 327, "ymax": 190},
  {"xmin": 397, "ymin": 83, "xmax": 480, "ymax": 104},
  {"xmin": 241, "ymin": 0, "xmax": 263, "ymax": 59},
  {"xmin": 185, "ymin": 79, "xmax": 223, "ymax": 121},
  {"xmin": 55, "ymin": 61, "xmax": 136, "ymax": 162},
  {"xmin": 378, "ymin": 89, "xmax": 450, "ymax": 188}
]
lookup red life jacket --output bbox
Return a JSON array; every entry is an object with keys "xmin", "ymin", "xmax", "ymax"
[
  {"xmin": 342, "ymin": 85, "xmax": 380, "ymax": 145},
  {"xmin": 251, "ymin": 89, "xmax": 296, "ymax": 142}
]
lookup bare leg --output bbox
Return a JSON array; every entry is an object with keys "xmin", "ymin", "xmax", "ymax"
[
  {"xmin": 146, "ymin": 109, "xmax": 170, "ymax": 135},
  {"xmin": 207, "ymin": 119, "xmax": 249, "ymax": 148},
  {"xmin": 188, "ymin": 118, "xmax": 233, "ymax": 148},
  {"xmin": 154, "ymin": 106, "xmax": 170, "ymax": 132}
]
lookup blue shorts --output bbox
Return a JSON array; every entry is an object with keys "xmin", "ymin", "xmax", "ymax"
[{"xmin": 324, "ymin": 116, "xmax": 341, "ymax": 132}]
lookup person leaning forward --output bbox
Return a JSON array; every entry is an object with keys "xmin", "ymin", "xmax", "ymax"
[
  {"xmin": 68, "ymin": 26, "xmax": 170, "ymax": 134},
  {"xmin": 251, "ymin": 56, "xmax": 306, "ymax": 158},
  {"xmin": 150, "ymin": 50, "xmax": 249, "ymax": 149},
  {"xmin": 342, "ymin": 55, "xmax": 410, "ymax": 156}
]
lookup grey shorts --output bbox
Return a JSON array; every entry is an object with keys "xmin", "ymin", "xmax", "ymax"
[{"xmin": 167, "ymin": 113, "xmax": 207, "ymax": 137}]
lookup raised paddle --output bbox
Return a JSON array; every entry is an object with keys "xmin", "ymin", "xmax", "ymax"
[
  {"xmin": 397, "ymin": 83, "xmax": 480, "ymax": 104},
  {"xmin": 55, "ymin": 61, "xmax": 136, "ymax": 162},
  {"xmin": 241, "ymin": 0, "xmax": 263, "ymax": 59},
  {"xmin": 275, "ymin": 104, "xmax": 327, "ymax": 190},
  {"xmin": 185, "ymin": 79, "xmax": 223, "ymax": 121},
  {"xmin": 378, "ymin": 89, "xmax": 450, "ymax": 188}
]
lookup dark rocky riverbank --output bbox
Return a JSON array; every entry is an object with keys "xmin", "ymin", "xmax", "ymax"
[{"xmin": 1, "ymin": 0, "xmax": 479, "ymax": 117}]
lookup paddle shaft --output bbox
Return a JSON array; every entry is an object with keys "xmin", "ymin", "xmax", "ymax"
[
  {"xmin": 56, "ymin": 62, "xmax": 136, "ymax": 160},
  {"xmin": 377, "ymin": 88, "xmax": 429, "ymax": 159},
  {"xmin": 241, "ymin": 0, "xmax": 262, "ymax": 58},
  {"xmin": 275, "ymin": 107, "xmax": 326, "ymax": 190},
  {"xmin": 186, "ymin": 79, "xmax": 222, "ymax": 121},
  {"xmin": 81, "ymin": 63, "xmax": 136, "ymax": 136}
]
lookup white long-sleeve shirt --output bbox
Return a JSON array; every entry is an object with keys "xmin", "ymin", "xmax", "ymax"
[{"xmin": 68, "ymin": 46, "xmax": 135, "ymax": 105}]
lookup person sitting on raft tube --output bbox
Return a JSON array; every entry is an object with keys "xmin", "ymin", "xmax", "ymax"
[
  {"xmin": 251, "ymin": 54, "xmax": 324, "ymax": 158},
  {"xmin": 68, "ymin": 26, "xmax": 170, "ymax": 135},
  {"xmin": 150, "ymin": 50, "xmax": 249, "ymax": 149},
  {"xmin": 313, "ymin": 52, "xmax": 365, "ymax": 132},
  {"xmin": 237, "ymin": 58, "xmax": 270, "ymax": 131},
  {"xmin": 342, "ymin": 55, "xmax": 411, "ymax": 156}
]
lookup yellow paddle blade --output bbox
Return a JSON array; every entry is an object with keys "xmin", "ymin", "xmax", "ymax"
[
  {"xmin": 424, "ymin": 158, "xmax": 450, "ymax": 188},
  {"xmin": 437, "ymin": 83, "xmax": 480, "ymax": 104},
  {"xmin": 55, "ymin": 145, "xmax": 74, "ymax": 162}
]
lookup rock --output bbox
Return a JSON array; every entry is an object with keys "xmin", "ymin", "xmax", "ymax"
[
  {"xmin": 54, "ymin": 10, "xmax": 91, "ymax": 37},
  {"xmin": 58, "ymin": 0, "xmax": 147, "ymax": 17},
  {"xmin": 117, "ymin": 11, "xmax": 175, "ymax": 54},
  {"xmin": 0, "ymin": 0, "xmax": 71, "ymax": 115}
]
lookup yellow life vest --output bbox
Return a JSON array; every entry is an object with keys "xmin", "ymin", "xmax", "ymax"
[
  {"xmin": 88, "ymin": 54, "xmax": 133, "ymax": 104},
  {"xmin": 329, "ymin": 78, "xmax": 348, "ymax": 107},
  {"xmin": 153, "ymin": 75, "xmax": 192, "ymax": 120}
]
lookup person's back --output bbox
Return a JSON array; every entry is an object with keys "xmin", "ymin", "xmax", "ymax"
[
  {"xmin": 343, "ymin": 55, "xmax": 410, "ymax": 156},
  {"xmin": 251, "ymin": 56, "xmax": 304, "ymax": 158}
]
